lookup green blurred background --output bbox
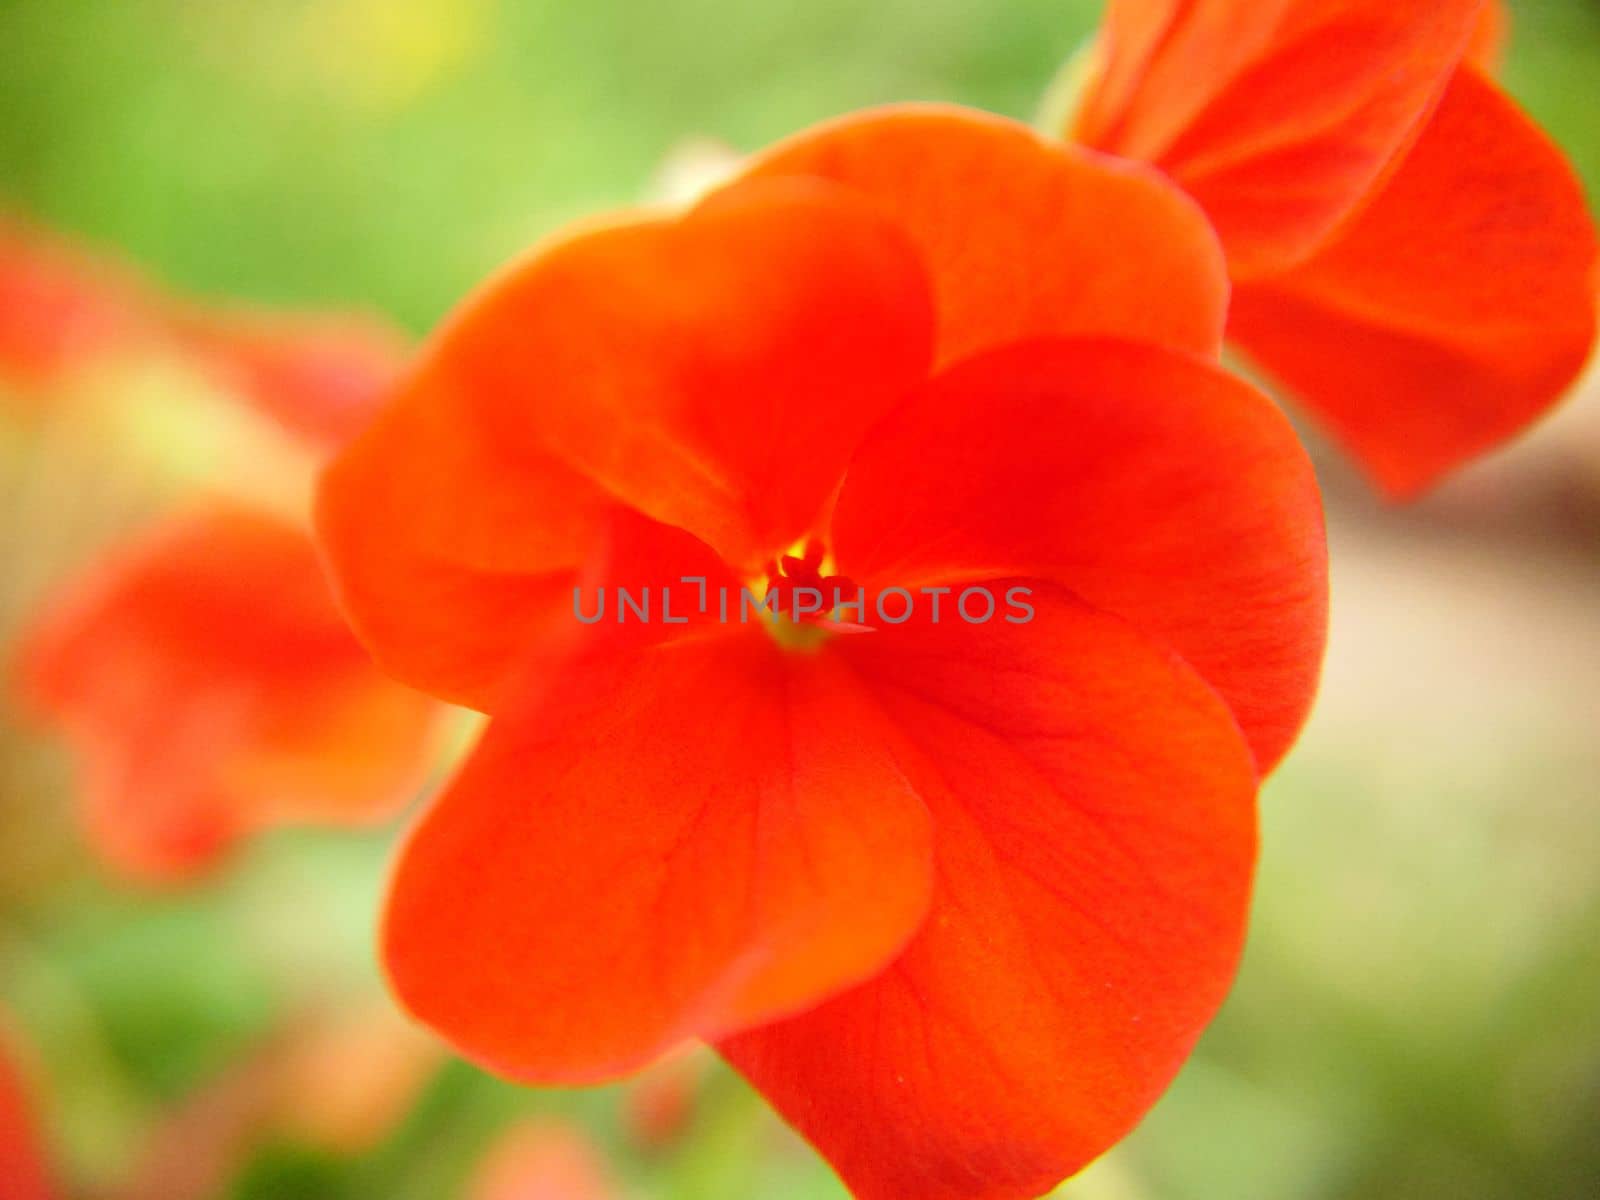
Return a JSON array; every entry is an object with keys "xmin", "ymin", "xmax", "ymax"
[{"xmin": 3, "ymin": 1, "xmax": 1599, "ymax": 1198}]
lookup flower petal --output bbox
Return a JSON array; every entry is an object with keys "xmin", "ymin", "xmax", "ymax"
[
  {"xmin": 1072, "ymin": 0, "xmax": 1484, "ymax": 276},
  {"xmin": 17, "ymin": 504, "xmax": 438, "ymax": 880},
  {"xmin": 317, "ymin": 374, "xmax": 616, "ymax": 709},
  {"xmin": 722, "ymin": 585, "xmax": 1257, "ymax": 1200},
  {"xmin": 1229, "ymin": 65, "xmax": 1600, "ymax": 496},
  {"xmin": 318, "ymin": 328, "xmax": 745, "ymax": 709},
  {"xmin": 430, "ymin": 177, "xmax": 935, "ymax": 574},
  {"xmin": 831, "ymin": 338, "xmax": 1327, "ymax": 773},
  {"xmin": 740, "ymin": 104, "xmax": 1228, "ymax": 362},
  {"xmin": 383, "ymin": 628, "xmax": 935, "ymax": 1084},
  {"xmin": 1467, "ymin": 0, "xmax": 1509, "ymax": 71}
]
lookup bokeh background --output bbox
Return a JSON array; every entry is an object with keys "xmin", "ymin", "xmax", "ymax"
[{"xmin": 3, "ymin": 1, "xmax": 1598, "ymax": 1197}]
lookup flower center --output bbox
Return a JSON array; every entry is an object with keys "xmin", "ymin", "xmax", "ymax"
[{"xmin": 752, "ymin": 538, "xmax": 867, "ymax": 652}]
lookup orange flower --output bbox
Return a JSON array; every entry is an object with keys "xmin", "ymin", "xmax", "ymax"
[
  {"xmin": 466, "ymin": 1121, "xmax": 619, "ymax": 1200},
  {"xmin": 5, "ymin": 215, "xmax": 437, "ymax": 881},
  {"xmin": 0, "ymin": 213, "xmax": 408, "ymax": 437},
  {"xmin": 268, "ymin": 1001, "xmax": 444, "ymax": 1154},
  {"xmin": 317, "ymin": 106, "xmax": 1328, "ymax": 1199},
  {"xmin": 1065, "ymin": 0, "xmax": 1599, "ymax": 495},
  {"xmin": 0, "ymin": 215, "xmax": 156, "ymax": 391},
  {"xmin": 0, "ymin": 1021, "xmax": 54, "ymax": 1200},
  {"xmin": 17, "ymin": 503, "xmax": 439, "ymax": 881}
]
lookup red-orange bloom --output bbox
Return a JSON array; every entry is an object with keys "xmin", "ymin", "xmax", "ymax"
[
  {"xmin": 18, "ymin": 504, "xmax": 439, "ymax": 881},
  {"xmin": 0, "ymin": 1022, "xmax": 54, "ymax": 1200},
  {"xmin": 1067, "ymin": 0, "xmax": 1599, "ymax": 496},
  {"xmin": 317, "ymin": 106, "xmax": 1328, "ymax": 1199},
  {"xmin": 5, "ymin": 216, "xmax": 434, "ymax": 880},
  {"xmin": 0, "ymin": 213, "xmax": 408, "ymax": 436}
]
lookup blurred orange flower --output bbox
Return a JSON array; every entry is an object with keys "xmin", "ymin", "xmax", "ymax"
[
  {"xmin": 4, "ymin": 215, "xmax": 438, "ymax": 881},
  {"xmin": 268, "ymin": 1000, "xmax": 443, "ymax": 1154},
  {"xmin": 466, "ymin": 1120, "xmax": 618, "ymax": 1200},
  {"xmin": 170, "ymin": 307, "xmax": 413, "ymax": 450},
  {"xmin": 1, "ymin": 213, "xmax": 409, "ymax": 441},
  {"xmin": 1065, "ymin": 0, "xmax": 1599, "ymax": 495},
  {"xmin": 317, "ymin": 106, "xmax": 1328, "ymax": 1199},
  {"xmin": 17, "ymin": 503, "xmax": 440, "ymax": 881},
  {"xmin": 0, "ymin": 216, "xmax": 156, "ymax": 394}
]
